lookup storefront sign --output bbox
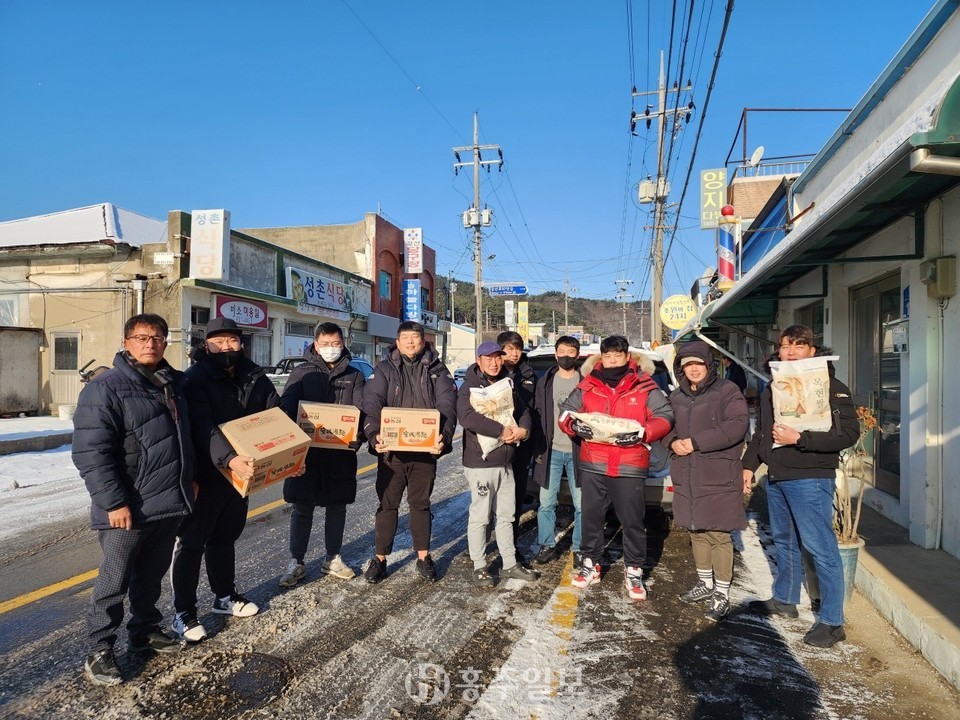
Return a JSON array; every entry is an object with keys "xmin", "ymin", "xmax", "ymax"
[
  {"xmin": 504, "ymin": 300, "xmax": 515, "ymax": 326},
  {"xmin": 287, "ymin": 267, "xmax": 353, "ymax": 314},
  {"xmin": 404, "ymin": 228, "xmax": 424, "ymax": 274},
  {"xmin": 700, "ymin": 169, "xmax": 727, "ymax": 230},
  {"xmin": 215, "ymin": 295, "xmax": 268, "ymax": 329},
  {"xmin": 660, "ymin": 295, "xmax": 698, "ymax": 330},
  {"xmin": 190, "ymin": 209, "xmax": 231, "ymax": 280},
  {"xmin": 518, "ymin": 301, "xmax": 529, "ymax": 343},
  {"xmin": 403, "ymin": 279, "xmax": 421, "ymax": 322}
]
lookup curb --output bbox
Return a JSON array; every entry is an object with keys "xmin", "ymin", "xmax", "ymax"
[{"xmin": 0, "ymin": 433, "xmax": 73, "ymax": 456}]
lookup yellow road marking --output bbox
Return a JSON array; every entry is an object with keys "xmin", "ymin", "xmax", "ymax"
[{"xmin": 0, "ymin": 460, "xmax": 380, "ymax": 615}]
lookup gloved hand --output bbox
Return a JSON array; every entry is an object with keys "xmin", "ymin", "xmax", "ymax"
[
  {"xmin": 571, "ymin": 419, "xmax": 594, "ymax": 440},
  {"xmin": 348, "ymin": 439, "xmax": 363, "ymax": 452},
  {"xmin": 614, "ymin": 431, "xmax": 644, "ymax": 447}
]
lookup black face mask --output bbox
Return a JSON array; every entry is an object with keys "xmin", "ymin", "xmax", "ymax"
[
  {"xmin": 557, "ymin": 356, "xmax": 577, "ymax": 370},
  {"xmin": 210, "ymin": 349, "xmax": 242, "ymax": 369}
]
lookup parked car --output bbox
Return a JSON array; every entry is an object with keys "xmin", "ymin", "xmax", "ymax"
[
  {"xmin": 266, "ymin": 356, "xmax": 375, "ymax": 392},
  {"xmin": 522, "ymin": 343, "xmax": 674, "ymax": 515},
  {"xmin": 453, "ymin": 366, "xmax": 468, "ymax": 389}
]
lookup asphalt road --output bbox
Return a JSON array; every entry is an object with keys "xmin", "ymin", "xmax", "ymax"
[{"xmin": 2, "ymin": 449, "xmax": 959, "ymax": 720}]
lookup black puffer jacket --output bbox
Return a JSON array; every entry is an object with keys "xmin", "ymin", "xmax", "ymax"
[
  {"xmin": 72, "ymin": 352, "xmax": 195, "ymax": 530},
  {"xmin": 362, "ymin": 343, "xmax": 457, "ymax": 457},
  {"xmin": 184, "ymin": 349, "xmax": 280, "ymax": 486},
  {"xmin": 456, "ymin": 364, "xmax": 532, "ymax": 469},
  {"xmin": 280, "ymin": 346, "xmax": 365, "ymax": 506},
  {"xmin": 662, "ymin": 340, "xmax": 748, "ymax": 532},
  {"xmin": 532, "ymin": 365, "xmax": 582, "ymax": 488},
  {"xmin": 742, "ymin": 348, "xmax": 859, "ymax": 481}
]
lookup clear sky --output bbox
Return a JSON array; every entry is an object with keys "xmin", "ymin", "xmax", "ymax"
[{"xmin": 0, "ymin": 0, "xmax": 935, "ymax": 304}]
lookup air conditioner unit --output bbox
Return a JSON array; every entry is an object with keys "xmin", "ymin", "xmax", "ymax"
[{"xmin": 919, "ymin": 256, "xmax": 957, "ymax": 299}]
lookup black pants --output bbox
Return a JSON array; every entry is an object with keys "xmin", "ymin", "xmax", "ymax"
[
  {"xmin": 172, "ymin": 480, "xmax": 248, "ymax": 614},
  {"xmin": 289, "ymin": 502, "xmax": 347, "ymax": 562},
  {"xmin": 580, "ymin": 469, "xmax": 647, "ymax": 568},
  {"xmin": 87, "ymin": 516, "xmax": 181, "ymax": 650},
  {"xmin": 510, "ymin": 445, "xmax": 533, "ymax": 544},
  {"xmin": 374, "ymin": 453, "xmax": 436, "ymax": 556}
]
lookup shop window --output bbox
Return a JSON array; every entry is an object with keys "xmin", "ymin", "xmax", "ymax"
[
  {"xmin": 53, "ymin": 334, "xmax": 79, "ymax": 371},
  {"xmin": 250, "ymin": 334, "xmax": 272, "ymax": 367},
  {"xmin": 286, "ymin": 321, "xmax": 313, "ymax": 336},
  {"xmin": 421, "ymin": 287, "xmax": 430, "ymax": 310},
  {"xmin": 191, "ymin": 306, "xmax": 211, "ymax": 325},
  {"xmin": 797, "ymin": 301, "xmax": 824, "ymax": 348}
]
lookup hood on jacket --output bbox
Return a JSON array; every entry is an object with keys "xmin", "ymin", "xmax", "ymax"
[
  {"xmin": 581, "ymin": 350, "xmax": 655, "ymax": 376},
  {"xmin": 673, "ymin": 340, "xmax": 718, "ymax": 393}
]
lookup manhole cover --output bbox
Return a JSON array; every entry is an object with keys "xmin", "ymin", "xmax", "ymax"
[{"xmin": 134, "ymin": 650, "xmax": 292, "ymax": 718}]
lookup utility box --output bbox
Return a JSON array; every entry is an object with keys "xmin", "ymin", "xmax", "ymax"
[{"xmin": 0, "ymin": 327, "xmax": 42, "ymax": 415}]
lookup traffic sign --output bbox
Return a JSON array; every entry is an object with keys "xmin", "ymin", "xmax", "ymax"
[{"xmin": 485, "ymin": 283, "xmax": 528, "ymax": 296}]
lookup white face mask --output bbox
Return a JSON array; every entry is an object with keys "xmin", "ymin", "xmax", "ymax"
[{"xmin": 318, "ymin": 347, "xmax": 342, "ymax": 363}]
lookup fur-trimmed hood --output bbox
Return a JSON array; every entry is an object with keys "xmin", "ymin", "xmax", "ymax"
[{"xmin": 581, "ymin": 350, "xmax": 655, "ymax": 376}]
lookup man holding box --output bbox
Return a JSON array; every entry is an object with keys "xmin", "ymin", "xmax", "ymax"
[
  {"xmin": 361, "ymin": 321, "xmax": 457, "ymax": 583},
  {"xmin": 278, "ymin": 322, "xmax": 365, "ymax": 586},
  {"xmin": 558, "ymin": 335, "xmax": 674, "ymax": 601},
  {"xmin": 171, "ymin": 317, "xmax": 280, "ymax": 642},
  {"xmin": 458, "ymin": 341, "xmax": 540, "ymax": 587},
  {"xmin": 743, "ymin": 325, "xmax": 859, "ymax": 648}
]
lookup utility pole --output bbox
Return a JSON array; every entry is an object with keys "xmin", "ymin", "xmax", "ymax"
[
  {"xmin": 563, "ymin": 271, "xmax": 579, "ymax": 331},
  {"xmin": 453, "ymin": 113, "xmax": 502, "ymax": 348},
  {"xmin": 615, "ymin": 278, "xmax": 634, "ymax": 338},
  {"xmin": 447, "ymin": 271, "xmax": 456, "ymax": 324},
  {"xmin": 632, "ymin": 52, "xmax": 693, "ymax": 343}
]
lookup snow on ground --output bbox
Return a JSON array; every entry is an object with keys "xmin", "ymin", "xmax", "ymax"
[
  {"xmin": 0, "ymin": 415, "xmax": 73, "ymax": 441},
  {"xmin": 0, "ymin": 445, "xmax": 86, "ymax": 542}
]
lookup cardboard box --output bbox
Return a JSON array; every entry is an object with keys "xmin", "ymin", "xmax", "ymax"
[
  {"xmin": 297, "ymin": 401, "xmax": 360, "ymax": 450},
  {"xmin": 218, "ymin": 407, "xmax": 312, "ymax": 497},
  {"xmin": 379, "ymin": 408, "xmax": 441, "ymax": 452}
]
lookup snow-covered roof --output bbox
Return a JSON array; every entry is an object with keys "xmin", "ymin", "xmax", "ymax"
[{"xmin": 0, "ymin": 203, "xmax": 168, "ymax": 249}]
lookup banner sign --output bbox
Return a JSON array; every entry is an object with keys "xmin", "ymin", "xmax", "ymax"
[
  {"xmin": 420, "ymin": 309, "xmax": 439, "ymax": 330},
  {"xmin": 190, "ymin": 209, "xmax": 231, "ymax": 280},
  {"xmin": 214, "ymin": 294, "xmax": 268, "ymax": 329},
  {"xmin": 699, "ymin": 169, "xmax": 727, "ymax": 230},
  {"xmin": 403, "ymin": 279, "xmax": 421, "ymax": 322},
  {"xmin": 287, "ymin": 266, "xmax": 353, "ymax": 316},
  {"xmin": 403, "ymin": 228, "xmax": 424, "ymax": 274},
  {"xmin": 518, "ymin": 301, "xmax": 529, "ymax": 344},
  {"xmin": 504, "ymin": 300, "xmax": 515, "ymax": 326}
]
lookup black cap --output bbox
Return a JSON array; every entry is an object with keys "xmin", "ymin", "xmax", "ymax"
[{"xmin": 205, "ymin": 317, "xmax": 242, "ymax": 339}]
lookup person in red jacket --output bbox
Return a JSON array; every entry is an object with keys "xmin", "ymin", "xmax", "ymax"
[{"xmin": 559, "ymin": 335, "xmax": 674, "ymax": 600}]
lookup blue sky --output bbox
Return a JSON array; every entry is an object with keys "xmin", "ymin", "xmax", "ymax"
[{"xmin": 0, "ymin": 1, "xmax": 935, "ymax": 303}]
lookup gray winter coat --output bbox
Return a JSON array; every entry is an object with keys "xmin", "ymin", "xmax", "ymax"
[
  {"xmin": 662, "ymin": 340, "xmax": 748, "ymax": 532},
  {"xmin": 72, "ymin": 352, "xmax": 195, "ymax": 530}
]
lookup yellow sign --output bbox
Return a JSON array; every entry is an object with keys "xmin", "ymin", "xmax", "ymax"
[
  {"xmin": 659, "ymin": 295, "xmax": 698, "ymax": 330},
  {"xmin": 699, "ymin": 169, "xmax": 727, "ymax": 230},
  {"xmin": 518, "ymin": 301, "xmax": 529, "ymax": 343}
]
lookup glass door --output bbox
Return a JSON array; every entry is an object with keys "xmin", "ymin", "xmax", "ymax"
[{"xmin": 850, "ymin": 275, "xmax": 901, "ymax": 497}]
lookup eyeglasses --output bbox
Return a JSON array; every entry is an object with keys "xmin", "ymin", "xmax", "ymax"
[{"xmin": 126, "ymin": 335, "xmax": 166, "ymax": 346}]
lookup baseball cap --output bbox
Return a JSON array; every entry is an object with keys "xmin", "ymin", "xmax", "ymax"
[
  {"xmin": 205, "ymin": 317, "xmax": 242, "ymax": 339},
  {"xmin": 680, "ymin": 356, "xmax": 706, "ymax": 367},
  {"xmin": 476, "ymin": 340, "xmax": 506, "ymax": 357}
]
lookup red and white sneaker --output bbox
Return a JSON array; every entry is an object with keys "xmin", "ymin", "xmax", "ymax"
[
  {"xmin": 624, "ymin": 566, "xmax": 647, "ymax": 601},
  {"xmin": 571, "ymin": 560, "xmax": 601, "ymax": 589}
]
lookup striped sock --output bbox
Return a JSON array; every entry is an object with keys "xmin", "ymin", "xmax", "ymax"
[
  {"xmin": 714, "ymin": 579, "xmax": 732, "ymax": 598},
  {"xmin": 697, "ymin": 568, "xmax": 715, "ymax": 590}
]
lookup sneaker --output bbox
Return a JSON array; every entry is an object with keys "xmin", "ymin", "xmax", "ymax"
[
  {"xmin": 532, "ymin": 545, "xmax": 559, "ymax": 565},
  {"xmin": 803, "ymin": 622, "xmax": 846, "ymax": 648},
  {"xmin": 365, "ymin": 556, "xmax": 387, "ymax": 584},
  {"xmin": 279, "ymin": 559, "xmax": 306, "ymax": 588},
  {"xmin": 572, "ymin": 551, "xmax": 584, "ymax": 568},
  {"xmin": 679, "ymin": 581, "xmax": 715, "ymax": 604},
  {"xmin": 321, "ymin": 555, "xmax": 356, "ymax": 580},
  {"xmin": 416, "ymin": 554, "xmax": 437, "ymax": 582},
  {"xmin": 474, "ymin": 568, "xmax": 496, "ymax": 588},
  {"xmin": 84, "ymin": 649, "xmax": 122, "ymax": 686},
  {"xmin": 704, "ymin": 594, "xmax": 730, "ymax": 623},
  {"xmin": 571, "ymin": 561, "xmax": 601, "ymax": 589},
  {"xmin": 172, "ymin": 612, "xmax": 208, "ymax": 643},
  {"xmin": 624, "ymin": 566, "xmax": 647, "ymax": 601},
  {"xmin": 127, "ymin": 630, "xmax": 185, "ymax": 655},
  {"xmin": 501, "ymin": 563, "xmax": 540, "ymax": 582},
  {"xmin": 212, "ymin": 594, "xmax": 259, "ymax": 618},
  {"xmin": 748, "ymin": 598, "xmax": 799, "ymax": 618}
]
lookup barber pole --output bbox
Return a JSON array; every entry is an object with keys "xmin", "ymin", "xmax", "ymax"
[{"xmin": 717, "ymin": 205, "xmax": 737, "ymax": 292}]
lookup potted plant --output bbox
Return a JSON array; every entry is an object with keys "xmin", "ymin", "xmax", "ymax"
[{"xmin": 834, "ymin": 405, "xmax": 879, "ymax": 603}]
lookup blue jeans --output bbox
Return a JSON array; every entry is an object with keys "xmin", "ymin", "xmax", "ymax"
[
  {"xmin": 537, "ymin": 449, "xmax": 582, "ymax": 552},
  {"xmin": 767, "ymin": 477, "xmax": 844, "ymax": 626}
]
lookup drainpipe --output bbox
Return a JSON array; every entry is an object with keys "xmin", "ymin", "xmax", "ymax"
[{"xmin": 131, "ymin": 279, "xmax": 147, "ymax": 315}]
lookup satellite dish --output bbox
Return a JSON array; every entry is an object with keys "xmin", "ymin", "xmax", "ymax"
[
  {"xmin": 700, "ymin": 265, "xmax": 717, "ymax": 282},
  {"xmin": 748, "ymin": 145, "xmax": 765, "ymax": 168}
]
